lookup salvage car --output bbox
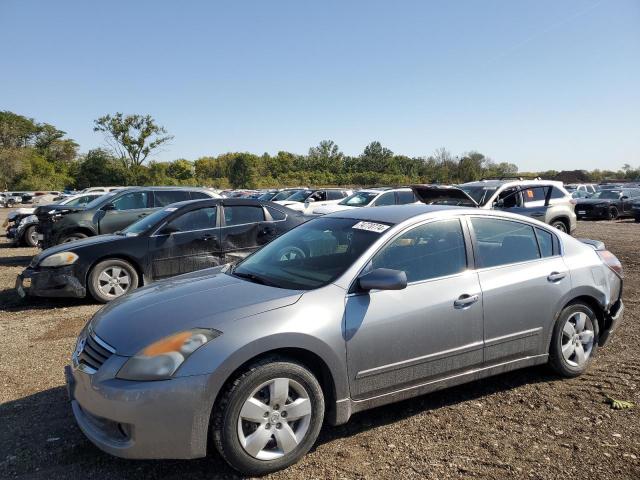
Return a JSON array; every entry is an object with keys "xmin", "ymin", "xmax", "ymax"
[
  {"xmin": 274, "ymin": 188, "xmax": 352, "ymax": 212},
  {"xmin": 574, "ymin": 187, "xmax": 640, "ymax": 220},
  {"xmin": 5, "ymin": 193, "xmax": 103, "ymax": 247},
  {"xmin": 17, "ymin": 198, "xmax": 306, "ymax": 302},
  {"xmin": 412, "ymin": 179, "xmax": 577, "ymax": 233},
  {"xmin": 36, "ymin": 187, "xmax": 221, "ymax": 248},
  {"xmin": 310, "ymin": 187, "xmax": 418, "ymax": 215},
  {"xmin": 66, "ymin": 205, "xmax": 623, "ymax": 475}
]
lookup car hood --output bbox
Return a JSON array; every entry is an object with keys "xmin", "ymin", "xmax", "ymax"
[
  {"xmin": 90, "ymin": 268, "xmax": 303, "ymax": 355},
  {"xmin": 33, "ymin": 234, "xmax": 126, "ymax": 264},
  {"xmin": 34, "ymin": 203, "xmax": 86, "ymax": 217},
  {"xmin": 411, "ymin": 185, "xmax": 480, "ymax": 207},
  {"xmin": 312, "ymin": 204, "xmax": 353, "ymax": 214}
]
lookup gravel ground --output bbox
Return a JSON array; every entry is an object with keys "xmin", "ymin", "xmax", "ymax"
[{"xmin": 0, "ymin": 209, "xmax": 638, "ymax": 480}]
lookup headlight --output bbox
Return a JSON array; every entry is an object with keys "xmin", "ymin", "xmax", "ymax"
[
  {"xmin": 117, "ymin": 328, "xmax": 221, "ymax": 381},
  {"xmin": 39, "ymin": 251, "xmax": 78, "ymax": 267}
]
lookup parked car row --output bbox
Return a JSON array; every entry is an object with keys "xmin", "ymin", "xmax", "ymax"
[{"xmin": 574, "ymin": 187, "xmax": 640, "ymax": 221}]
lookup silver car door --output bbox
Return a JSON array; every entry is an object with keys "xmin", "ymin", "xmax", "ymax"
[
  {"xmin": 469, "ymin": 216, "xmax": 571, "ymax": 364},
  {"xmin": 345, "ymin": 218, "xmax": 483, "ymax": 400}
]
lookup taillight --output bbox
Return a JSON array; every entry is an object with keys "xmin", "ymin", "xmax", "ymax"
[{"xmin": 597, "ymin": 250, "xmax": 623, "ymax": 277}]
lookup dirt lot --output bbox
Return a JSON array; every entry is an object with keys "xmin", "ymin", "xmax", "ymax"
[{"xmin": 0, "ymin": 209, "xmax": 638, "ymax": 480}]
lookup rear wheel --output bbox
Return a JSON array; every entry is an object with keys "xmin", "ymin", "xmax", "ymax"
[
  {"xmin": 23, "ymin": 225, "xmax": 39, "ymax": 247},
  {"xmin": 549, "ymin": 303, "xmax": 599, "ymax": 377},
  {"xmin": 88, "ymin": 258, "xmax": 139, "ymax": 303},
  {"xmin": 550, "ymin": 219, "xmax": 568, "ymax": 233},
  {"xmin": 212, "ymin": 359, "xmax": 324, "ymax": 476},
  {"xmin": 60, "ymin": 232, "xmax": 88, "ymax": 244},
  {"xmin": 607, "ymin": 206, "xmax": 619, "ymax": 220}
]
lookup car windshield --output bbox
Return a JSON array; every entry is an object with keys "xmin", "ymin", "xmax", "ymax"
[
  {"xmin": 121, "ymin": 207, "xmax": 175, "ymax": 236},
  {"xmin": 459, "ymin": 186, "xmax": 498, "ymax": 205},
  {"xmin": 284, "ymin": 190, "xmax": 313, "ymax": 202},
  {"xmin": 257, "ymin": 192, "xmax": 277, "ymax": 201},
  {"xmin": 232, "ymin": 217, "xmax": 392, "ymax": 290},
  {"xmin": 272, "ymin": 190, "xmax": 300, "ymax": 201},
  {"xmin": 84, "ymin": 191, "xmax": 118, "ymax": 209},
  {"xmin": 339, "ymin": 191, "xmax": 378, "ymax": 207},
  {"xmin": 591, "ymin": 190, "xmax": 621, "ymax": 199}
]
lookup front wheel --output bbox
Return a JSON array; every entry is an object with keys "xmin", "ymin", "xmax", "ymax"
[
  {"xmin": 23, "ymin": 225, "xmax": 39, "ymax": 247},
  {"xmin": 607, "ymin": 206, "xmax": 619, "ymax": 220},
  {"xmin": 87, "ymin": 258, "xmax": 139, "ymax": 303},
  {"xmin": 212, "ymin": 359, "xmax": 324, "ymax": 476},
  {"xmin": 60, "ymin": 232, "xmax": 88, "ymax": 244},
  {"xmin": 549, "ymin": 303, "xmax": 599, "ymax": 377}
]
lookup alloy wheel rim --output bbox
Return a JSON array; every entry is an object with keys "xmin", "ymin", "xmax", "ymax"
[
  {"xmin": 237, "ymin": 377, "xmax": 312, "ymax": 460},
  {"xmin": 561, "ymin": 311, "xmax": 595, "ymax": 367},
  {"xmin": 554, "ymin": 223, "xmax": 567, "ymax": 233},
  {"xmin": 29, "ymin": 230, "xmax": 38, "ymax": 245},
  {"xmin": 97, "ymin": 266, "xmax": 131, "ymax": 298}
]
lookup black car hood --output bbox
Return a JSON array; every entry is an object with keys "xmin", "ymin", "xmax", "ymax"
[
  {"xmin": 575, "ymin": 198, "xmax": 616, "ymax": 205},
  {"xmin": 411, "ymin": 185, "xmax": 479, "ymax": 207},
  {"xmin": 90, "ymin": 267, "xmax": 303, "ymax": 355},
  {"xmin": 31, "ymin": 234, "xmax": 127, "ymax": 266}
]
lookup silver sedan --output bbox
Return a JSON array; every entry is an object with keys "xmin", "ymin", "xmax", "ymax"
[{"xmin": 67, "ymin": 205, "xmax": 624, "ymax": 475}]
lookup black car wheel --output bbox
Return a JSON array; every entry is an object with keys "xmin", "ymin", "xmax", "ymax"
[
  {"xmin": 60, "ymin": 232, "xmax": 88, "ymax": 244},
  {"xmin": 607, "ymin": 206, "xmax": 619, "ymax": 220},
  {"xmin": 550, "ymin": 220, "xmax": 568, "ymax": 233},
  {"xmin": 212, "ymin": 358, "xmax": 324, "ymax": 476},
  {"xmin": 549, "ymin": 302, "xmax": 599, "ymax": 377},
  {"xmin": 23, "ymin": 225, "xmax": 39, "ymax": 247},
  {"xmin": 88, "ymin": 258, "xmax": 139, "ymax": 303}
]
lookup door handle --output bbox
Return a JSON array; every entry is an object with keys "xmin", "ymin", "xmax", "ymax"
[
  {"xmin": 454, "ymin": 294, "xmax": 479, "ymax": 309},
  {"xmin": 547, "ymin": 272, "xmax": 566, "ymax": 282},
  {"xmin": 530, "ymin": 212, "xmax": 545, "ymax": 217},
  {"xmin": 203, "ymin": 234, "xmax": 215, "ymax": 241}
]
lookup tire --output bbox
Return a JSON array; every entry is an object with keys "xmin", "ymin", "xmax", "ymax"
[
  {"xmin": 550, "ymin": 220, "xmax": 568, "ymax": 233},
  {"xmin": 87, "ymin": 258, "xmax": 139, "ymax": 303},
  {"xmin": 607, "ymin": 206, "xmax": 619, "ymax": 220},
  {"xmin": 23, "ymin": 225, "xmax": 39, "ymax": 247},
  {"xmin": 549, "ymin": 303, "xmax": 599, "ymax": 378},
  {"xmin": 212, "ymin": 358, "xmax": 325, "ymax": 476},
  {"xmin": 60, "ymin": 232, "xmax": 88, "ymax": 244}
]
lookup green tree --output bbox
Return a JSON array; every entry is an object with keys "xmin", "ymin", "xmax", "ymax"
[
  {"xmin": 93, "ymin": 113, "xmax": 174, "ymax": 182},
  {"xmin": 308, "ymin": 140, "xmax": 344, "ymax": 171},
  {"xmin": 228, "ymin": 153, "xmax": 257, "ymax": 188},
  {"xmin": 166, "ymin": 159, "xmax": 194, "ymax": 181},
  {"xmin": 75, "ymin": 149, "xmax": 126, "ymax": 188}
]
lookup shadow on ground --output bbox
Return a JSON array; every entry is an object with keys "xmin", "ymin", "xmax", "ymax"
[{"xmin": 0, "ymin": 366, "xmax": 558, "ymax": 479}]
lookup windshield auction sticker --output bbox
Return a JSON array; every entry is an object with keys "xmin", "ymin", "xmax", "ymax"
[{"xmin": 352, "ymin": 221, "xmax": 390, "ymax": 233}]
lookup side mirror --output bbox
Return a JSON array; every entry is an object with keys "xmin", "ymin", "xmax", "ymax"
[
  {"xmin": 102, "ymin": 203, "xmax": 116, "ymax": 211},
  {"xmin": 306, "ymin": 197, "xmax": 316, "ymax": 203},
  {"xmin": 358, "ymin": 268, "xmax": 407, "ymax": 291},
  {"xmin": 158, "ymin": 224, "xmax": 180, "ymax": 235},
  {"xmin": 621, "ymin": 196, "xmax": 628, "ymax": 200}
]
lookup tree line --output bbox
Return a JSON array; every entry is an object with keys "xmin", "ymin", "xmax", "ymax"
[{"xmin": 1, "ymin": 110, "xmax": 638, "ymax": 191}]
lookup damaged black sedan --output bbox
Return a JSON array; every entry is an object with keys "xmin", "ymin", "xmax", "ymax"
[{"xmin": 16, "ymin": 198, "xmax": 307, "ymax": 302}]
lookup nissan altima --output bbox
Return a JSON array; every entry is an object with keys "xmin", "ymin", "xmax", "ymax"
[{"xmin": 66, "ymin": 205, "xmax": 624, "ymax": 475}]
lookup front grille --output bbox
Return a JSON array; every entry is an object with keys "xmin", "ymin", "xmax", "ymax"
[{"xmin": 77, "ymin": 333, "xmax": 115, "ymax": 373}]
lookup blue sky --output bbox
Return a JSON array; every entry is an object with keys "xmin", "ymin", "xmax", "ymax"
[{"xmin": 1, "ymin": 0, "xmax": 639, "ymax": 171}]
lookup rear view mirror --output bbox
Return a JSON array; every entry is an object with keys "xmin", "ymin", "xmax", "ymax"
[{"xmin": 358, "ymin": 268, "xmax": 407, "ymax": 291}]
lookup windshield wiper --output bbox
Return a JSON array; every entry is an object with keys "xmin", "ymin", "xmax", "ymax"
[{"xmin": 233, "ymin": 270, "xmax": 279, "ymax": 287}]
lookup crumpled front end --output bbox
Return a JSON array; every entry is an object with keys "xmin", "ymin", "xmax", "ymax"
[{"xmin": 16, "ymin": 265, "xmax": 86, "ymax": 298}]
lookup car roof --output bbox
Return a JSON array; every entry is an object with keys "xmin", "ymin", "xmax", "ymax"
[
  {"xmin": 326, "ymin": 204, "xmax": 467, "ymax": 223},
  {"xmin": 461, "ymin": 179, "xmax": 565, "ymax": 189}
]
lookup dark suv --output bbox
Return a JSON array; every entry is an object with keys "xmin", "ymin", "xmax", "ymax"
[{"xmin": 36, "ymin": 187, "xmax": 218, "ymax": 248}]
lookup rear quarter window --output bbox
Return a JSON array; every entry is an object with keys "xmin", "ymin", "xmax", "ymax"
[{"xmin": 471, "ymin": 217, "xmax": 541, "ymax": 268}]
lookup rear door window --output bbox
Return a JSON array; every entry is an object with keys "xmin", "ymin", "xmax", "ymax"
[
  {"xmin": 224, "ymin": 206, "xmax": 265, "ymax": 226},
  {"xmin": 326, "ymin": 190, "xmax": 344, "ymax": 200},
  {"xmin": 374, "ymin": 192, "xmax": 396, "ymax": 206},
  {"xmin": 190, "ymin": 191, "xmax": 212, "ymax": 200},
  {"xmin": 471, "ymin": 217, "xmax": 541, "ymax": 268},
  {"xmin": 154, "ymin": 190, "xmax": 190, "ymax": 207}
]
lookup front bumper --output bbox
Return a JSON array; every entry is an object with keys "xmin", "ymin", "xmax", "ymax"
[
  {"xmin": 575, "ymin": 206, "xmax": 609, "ymax": 219},
  {"xmin": 16, "ymin": 266, "xmax": 86, "ymax": 298},
  {"xmin": 599, "ymin": 299, "xmax": 624, "ymax": 346},
  {"xmin": 65, "ymin": 362, "xmax": 214, "ymax": 459}
]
